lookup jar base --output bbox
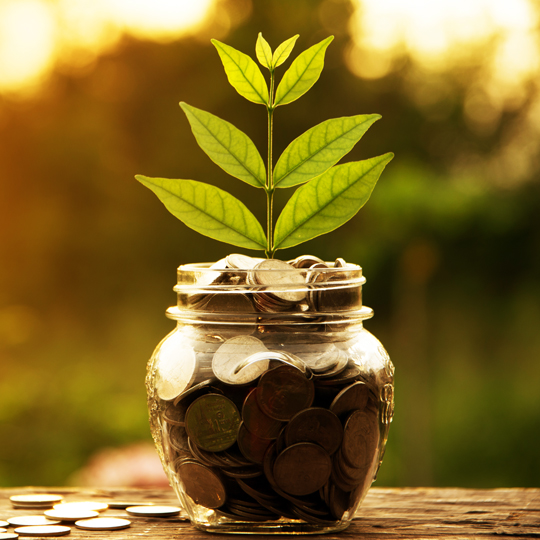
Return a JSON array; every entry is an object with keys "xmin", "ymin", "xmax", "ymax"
[{"xmin": 192, "ymin": 517, "xmax": 351, "ymax": 535}]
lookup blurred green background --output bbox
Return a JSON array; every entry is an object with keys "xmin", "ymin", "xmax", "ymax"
[{"xmin": 1, "ymin": 0, "xmax": 539, "ymax": 488}]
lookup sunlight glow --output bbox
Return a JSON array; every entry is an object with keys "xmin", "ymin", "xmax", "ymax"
[
  {"xmin": 0, "ymin": 0, "xmax": 216, "ymax": 95},
  {"xmin": 0, "ymin": 0, "xmax": 56, "ymax": 93},
  {"xmin": 348, "ymin": 0, "xmax": 540, "ymax": 82}
]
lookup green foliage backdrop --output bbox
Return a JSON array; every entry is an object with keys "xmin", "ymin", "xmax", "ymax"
[{"xmin": 0, "ymin": 0, "xmax": 539, "ymax": 487}]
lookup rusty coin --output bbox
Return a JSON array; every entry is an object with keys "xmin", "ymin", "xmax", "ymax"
[{"xmin": 185, "ymin": 394, "xmax": 240, "ymax": 452}]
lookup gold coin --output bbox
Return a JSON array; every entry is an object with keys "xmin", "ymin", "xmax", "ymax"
[
  {"xmin": 13, "ymin": 525, "xmax": 71, "ymax": 537},
  {"xmin": 74, "ymin": 518, "xmax": 131, "ymax": 531}
]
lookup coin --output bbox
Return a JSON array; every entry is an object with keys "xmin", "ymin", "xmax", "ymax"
[
  {"xmin": 241, "ymin": 387, "xmax": 284, "ymax": 440},
  {"xmin": 125, "ymin": 506, "xmax": 183, "ymax": 517},
  {"xmin": 8, "ymin": 517, "xmax": 60, "ymax": 527},
  {"xmin": 13, "ymin": 525, "xmax": 71, "ymax": 537},
  {"xmin": 44, "ymin": 509, "xmax": 99, "ymax": 522},
  {"xmin": 10, "ymin": 494, "xmax": 63, "ymax": 507},
  {"xmin": 74, "ymin": 518, "xmax": 131, "ymax": 530},
  {"xmin": 0, "ymin": 533, "xmax": 19, "ymax": 540},
  {"xmin": 288, "ymin": 255, "xmax": 325, "ymax": 268},
  {"xmin": 0, "ymin": 530, "xmax": 6, "ymax": 534},
  {"xmin": 341, "ymin": 410, "xmax": 379, "ymax": 470},
  {"xmin": 330, "ymin": 381, "xmax": 371, "ymax": 417},
  {"xmin": 155, "ymin": 331, "xmax": 197, "ymax": 401},
  {"xmin": 52, "ymin": 502, "xmax": 108, "ymax": 513},
  {"xmin": 176, "ymin": 460, "xmax": 226, "ymax": 509},
  {"xmin": 250, "ymin": 259, "xmax": 307, "ymax": 304},
  {"xmin": 0, "ymin": 522, "xmax": 7, "ymax": 528},
  {"xmin": 185, "ymin": 393, "xmax": 240, "ymax": 452},
  {"xmin": 290, "ymin": 342, "xmax": 342, "ymax": 373},
  {"xmin": 226, "ymin": 254, "xmax": 264, "ymax": 269},
  {"xmin": 273, "ymin": 442, "xmax": 332, "ymax": 496},
  {"xmin": 212, "ymin": 335, "xmax": 269, "ymax": 385},
  {"xmin": 237, "ymin": 422, "xmax": 273, "ymax": 465},
  {"xmin": 163, "ymin": 402, "xmax": 186, "ymax": 426},
  {"xmin": 257, "ymin": 365, "xmax": 314, "ymax": 421},
  {"xmin": 285, "ymin": 407, "xmax": 343, "ymax": 455},
  {"xmin": 105, "ymin": 501, "xmax": 153, "ymax": 509}
]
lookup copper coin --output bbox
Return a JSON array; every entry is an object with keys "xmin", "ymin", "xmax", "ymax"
[
  {"xmin": 168, "ymin": 424, "xmax": 190, "ymax": 452},
  {"xmin": 341, "ymin": 410, "xmax": 379, "ymax": 470},
  {"xmin": 242, "ymin": 388, "xmax": 284, "ymax": 440},
  {"xmin": 185, "ymin": 394, "xmax": 240, "ymax": 452},
  {"xmin": 237, "ymin": 422, "xmax": 273, "ymax": 465},
  {"xmin": 330, "ymin": 381, "xmax": 371, "ymax": 417},
  {"xmin": 273, "ymin": 442, "xmax": 332, "ymax": 496},
  {"xmin": 257, "ymin": 365, "xmax": 314, "ymax": 421},
  {"xmin": 285, "ymin": 407, "xmax": 343, "ymax": 455},
  {"xmin": 177, "ymin": 461, "xmax": 226, "ymax": 509},
  {"xmin": 163, "ymin": 402, "xmax": 186, "ymax": 426}
]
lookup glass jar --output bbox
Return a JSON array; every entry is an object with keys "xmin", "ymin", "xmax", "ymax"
[{"xmin": 146, "ymin": 257, "xmax": 394, "ymax": 534}]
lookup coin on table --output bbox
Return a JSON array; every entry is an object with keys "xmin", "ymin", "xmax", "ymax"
[
  {"xmin": 0, "ymin": 533, "xmax": 19, "ymax": 540},
  {"xmin": 125, "ymin": 505, "xmax": 183, "ymax": 517},
  {"xmin": 10, "ymin": 494, "xmax": 63, "ymax": 508},
  {"xmin": 212, "ymin": 335, "xmax": 268, "ymax": 385},
  {"xmin": 8, "ymin": 516, "xmax": 61, "ymax": 527},
  {"xmin": 155, "ymin": 331, "xmax": 197, "ymax": 401},
  {"xmin": 0, "ymin": 529, "xmax": 6, "ymax": 534},
  {"xmin": 273, "ymin": 442, "xmax": 332, "ymax": 496},
  {"xmin": 185, "ymin": 393, "xmax": 240, "ymax": 452},
  {"xmin": 341, "ymin": 410, "xmax": 379, "ymax": 470},
  {"xmin": 330, "ymin": 381, "xmax": 371, "ymax": 417},
  {"xmin": 105, "ymin": 501, "xmax": 154, "ymax": 509},
  {"xmin": 285, "ymin": 407, "xmax": 343, "ymax": 455},
  {"xmin": 44, "ymin": 508, "xmax": 99, "ymax": 522},
  {"xmin": 241, "ymin": 387, "xmax": 284, "ymax": 440},
  {"xmin": 0, "ymin": 522, "xmax": 7, "ymax": 528},
  {"xmin": 13, "ymin": 525, "xmax": 71, "ymax": 537},
  {"xmin": 53, "ymin": 502, "xmax": 108, "ymax": 513},
  {"xmin": 74, "ymin": 518, "xmax": 131, "ymax": 531},
  {"xmin": 176, "ymin": 460, "xmax": 227, "ymax": 509},
  {"xmin": 257, "ymin": 364, "xmax": 314, "ymax": 421}
]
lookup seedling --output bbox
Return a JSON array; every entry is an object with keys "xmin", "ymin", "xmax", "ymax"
[{"xmin": 136, "ymin": 33, "xmax": 393, "ymax": 258}]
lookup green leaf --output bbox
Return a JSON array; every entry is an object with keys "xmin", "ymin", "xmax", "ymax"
[
  {"xmin": 274, "ymin": 36, "xmax": 333, "ymax": 107},
  {"xmin": 180, "ymin": 102, "xmax": 266, "ymax": 189},
  {"xmin": 274, "ymin": 114, "xmax": 381, "ymax": 188},
  {"xmin": 273, "ymin": 153, "xmax": 394, "ymax": 250},
  {"xmin": 256, "ymin": 33, "xmax": 273, "ymax": 70},
  {"xmin": 272, "ymin": 34, "xmax": 299, "ymax": 68},
  {"xmin": 212, "ymin": 39, "xmax": 269, "ymax": 105},
  {"xmin": 135, "ymin": 175, "xmax": 267, "ymax": 250}
]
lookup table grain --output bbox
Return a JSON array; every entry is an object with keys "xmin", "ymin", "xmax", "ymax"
[{"xmin": 1, "ymin": 487, "xmax": 538, "ymax": 539}]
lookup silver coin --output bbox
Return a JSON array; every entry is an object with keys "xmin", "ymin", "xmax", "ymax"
[
  {"xmin": 0, "ymin": 534, "xmax": 19, "ymax": 540},
  {"xmin": 10, "ymin": 494, "xmax": 63, "ymax": 506},
  {"xmin": 226, "ymin": 254, "xmax": 264, "ymax": 269},
  {"xmin": 250, "ymin": 259, "xmax": 307, "ymax": 304},
  {"xmin": 212, "ymin": 335, "xmax": 269, "ymax": 385},
  {"xmin": 13, "ymin": 525, "xmax": 71, "ymax": 537},
  {"xmin": 8, "ymin": 516, "xmax": 60, "ymax": 527},
  {"xmin": 286, "ymin": 342, "xmax": 342, "ymax": 373},
  {"xmin": 0, "ymin": 522, "xmax": 8, "ymax": 528},
  {"xmin": 44, "ymin": 509, "xmax": 99, "ymax": 522},
  {"xmin": 288, "ymin": 255, "xmax": 325, "ymax": 268},
  {"xmin": 125, "ymin": 505, "xmax": 183, "ymax": 517},
  {"xmin": 74, "ymin": 518, "xmax": 131, "ymax": 531},
  {"xmin": 155, "ymin": 331, "xmax": 197, "ymax": 401},
  {"xmin": 52, "ymin": 502, "xmax": 108, "ymax": 513}
]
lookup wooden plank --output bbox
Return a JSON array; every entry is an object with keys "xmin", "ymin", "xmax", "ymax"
[{"xmin": 0, "ymin": 487, "xmax": 538, "ymax": 539}]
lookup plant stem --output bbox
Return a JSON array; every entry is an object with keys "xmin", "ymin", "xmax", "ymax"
[{"xmin": 266, "ymin": 70, "xmax": 275, "ymax": 258}]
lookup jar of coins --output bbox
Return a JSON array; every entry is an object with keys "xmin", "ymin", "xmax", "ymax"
[{"xmin": 146, "ymin": 254, "xmax": 394, "ymax": 534}]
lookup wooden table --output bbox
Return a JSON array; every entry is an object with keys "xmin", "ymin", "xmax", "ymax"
[{"xmin": 1, "ymin": 487, "xmax": 538, "ymax": 538}]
